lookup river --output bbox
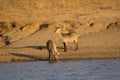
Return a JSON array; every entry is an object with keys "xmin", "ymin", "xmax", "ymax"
[{"xmin": 0, "ymin": 60, "xmax": 120, "ymax": 80}]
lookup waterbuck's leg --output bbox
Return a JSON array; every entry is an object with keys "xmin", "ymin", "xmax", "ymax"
[
  {"xmin": 49, "ymin": 52, "xmax": 50, "ymax": 60},
  {"xmin": 63, "ymin": 42, "xmax": 67, "ymax": 52},
  {"xmin": 53, "ymin": 55, "xmax": 57, "ymax": 62},
  {"xmin": 48, "ymin": 49, "xmax": 52, "ymax": 61},
  {"xmin": 49, "ymin": 53, "xmax": 52, "ymax": 62},
  {"xmin": 54, "ymin": 54, "xmax": 58, "ymax": 62},
  {"xmin": 74, "ymin": 41, "xmax": 78, "ymax": 50},
  {"xmin": 50, "ymin": 54, "xmax": 54, "ymax": 63}
]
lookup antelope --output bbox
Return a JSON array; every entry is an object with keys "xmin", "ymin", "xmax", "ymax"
[
  {"xmin": 46, "ymin": 40, "xmax": 59, "ymax": 63},
  {"xmin": 54, "ymin": 27, "xmax": 79, "ymax": 52}
]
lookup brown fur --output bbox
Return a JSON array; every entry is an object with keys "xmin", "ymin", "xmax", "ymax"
[
  {"xmin": 55, "ymin": 28, "xmax": 79, "ymax": 52},
  {"xmin": 46, "ymin": 40, "xmax": 59, "ymax": 63}
]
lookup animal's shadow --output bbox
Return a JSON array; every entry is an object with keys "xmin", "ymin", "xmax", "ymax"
[
  {"xmin": 9, "ymin": 53, "xmax": 44, "ymax": 61},
  {"xmin": 24, "ymin": 46, "xmax": 47, "ymax": 50},
  {"xmin": 22, "ymin": 46, "xmax": 64, "ymax": 50},
  {"xmin": 1, "ymin": 45, "xmax": 65, "ymax": 52},
  {"xmin": 0, "ymin": 46, "xmax": 47, "ymax": 50}
]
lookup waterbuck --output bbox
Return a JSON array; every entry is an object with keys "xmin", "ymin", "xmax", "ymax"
[
  {"xmin": 55, "ymin": 27, "xmax": 79, "ymax": 52},
  {"xmin": 46, "ymin": 40, "xmax": 59, "ymax": 63}
]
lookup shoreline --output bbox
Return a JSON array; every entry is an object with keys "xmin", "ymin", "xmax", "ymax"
[
  {"xmin": 0, "ymin": 56, "xmax": 120, "ymax": 63},
  {"xmin": 0, "ymin": 27, "xmax": 120, "ymax": 63},
  {"xmin": 0, "ymin": 47, "xmax": 120, "ymax": 63}
]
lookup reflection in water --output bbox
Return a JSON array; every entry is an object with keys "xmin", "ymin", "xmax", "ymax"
[{"xmin": 0, "ymin": 60, "xmax": 120, "ymax": 80}]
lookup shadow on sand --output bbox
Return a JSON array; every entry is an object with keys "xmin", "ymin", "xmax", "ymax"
[
  {"xmin": 0, "ymin": 46, "xmax": 47, "ymax": 50},
  {"xmin": 25, "ymin": 46, "xmax": 64, "ymax": 50},
  {"xmin": 21, "ymin": 46, "xmax": 47, "ymax": 50},
  {"xmin": 9, "ymin": 53, "xmax": 44, "ymax": 61},
  {"xmin": 0, "ymin": 45, "xmax": 64, "ymax": 50}
]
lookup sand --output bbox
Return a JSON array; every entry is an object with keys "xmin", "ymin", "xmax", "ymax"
[
  {"xmin": 0, "ymin": 26, "xmax": 120, "ymax": 63},
  {"xmin": 0, "ymin": 0, "xmax": 120, "ymax": 63}
]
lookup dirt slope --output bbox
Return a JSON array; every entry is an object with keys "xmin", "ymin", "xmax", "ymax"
[
  {"xmin": 0, "ymin": 26, "xmax": 120, "ymax": 63},
  {"xmin": 0, "ymin": 0, "xmax": 120, "ymax": 44}
]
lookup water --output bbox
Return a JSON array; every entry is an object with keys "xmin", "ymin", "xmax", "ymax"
[{"xmin": 0, "ymin": 60, "xmax": 120, "ymax": 80}]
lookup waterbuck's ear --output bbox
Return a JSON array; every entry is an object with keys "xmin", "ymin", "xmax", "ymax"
[{"xmin": 55, "ymin": 24, "xmax": 62, "ymax": 29}]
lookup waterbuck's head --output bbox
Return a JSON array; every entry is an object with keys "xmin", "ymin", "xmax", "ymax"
[{"xmin": 54, "ymin": 24, "xmax": 62, "ymax": 34}]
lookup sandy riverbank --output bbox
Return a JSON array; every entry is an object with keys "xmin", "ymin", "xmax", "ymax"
[
  {"xmin": 0, "ymin": 26, "xmax": 120, "ymax": 63},
  {"xmin": 0, "ymin": 0, "xmax": 120, "ymax": 63}
]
